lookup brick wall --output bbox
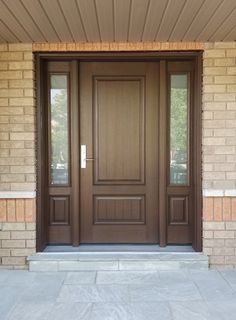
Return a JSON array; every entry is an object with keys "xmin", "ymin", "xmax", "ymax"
[
  {"xmin": 0, "ymin": 43, "xmax": 36, "ymax": 268},
  {"xmin": 203, "ymin": 42, "xmax": 236, "ymax": 267},
  {"xmin": 0, "ymin": 41, "xmax": 236, "ymax": 268}
]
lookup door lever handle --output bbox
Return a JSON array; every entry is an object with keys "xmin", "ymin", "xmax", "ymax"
[{"xmin": 81, "ymin": 145, "xmax": 94, "ymax": 168}]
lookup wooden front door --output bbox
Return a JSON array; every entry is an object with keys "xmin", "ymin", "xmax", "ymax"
[
  {"xmin": 80, "ymin": 62, "xmax": 159, "ymax": 243},
  {"xmin": 39, "ymin": 54, "xmax": 202, "ymax": 250}
]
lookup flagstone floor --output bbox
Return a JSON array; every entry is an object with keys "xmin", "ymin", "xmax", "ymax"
[{"xmin": 0, "ymin": 268, "xmax": 236, "ymax": 319}]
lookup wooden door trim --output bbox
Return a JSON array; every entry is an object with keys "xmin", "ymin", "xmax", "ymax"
[{"xmin": 36, "ymin": 51, "xmax": 202, "ymax": 251}]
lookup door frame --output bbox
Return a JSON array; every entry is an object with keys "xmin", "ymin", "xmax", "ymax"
[{"xmin": 36, "ymin": 51, "xmax": 202, "ymax": 252}]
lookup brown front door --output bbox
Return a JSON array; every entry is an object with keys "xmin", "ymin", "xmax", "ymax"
[
  {"xmin": 40, "ymin": 55, "xmax": 201, "ymax": 250},
  {"xmin": 80, "ymin": 62, "xmax": 159, "ymax": 243}
]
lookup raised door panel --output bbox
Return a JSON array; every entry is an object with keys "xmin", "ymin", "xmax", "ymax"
[{"xmin": 94, "ymin": 76, "xmax": 144, "ymax": 184}]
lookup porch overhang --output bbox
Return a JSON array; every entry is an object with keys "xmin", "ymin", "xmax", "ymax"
[{"xmin": 0, "ymin": 0, "xmax": 235, "ymax": 44}]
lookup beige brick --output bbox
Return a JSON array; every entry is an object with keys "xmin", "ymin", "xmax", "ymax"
[
  {"xmin": 0, "ymin": 44, "xmax": 8, "ymax": 51},
  {"xmin": 213, "ymin": 247, "xmax": 234, "ymax": 255},
  {"xmin": 204, "ymin": 85, "xmax": 226, "ymax": 93},
  {"xmin": 0, "ymin": 71, "xmax": 22, "ymax": 80},
  {"xmin": 214, "ymin": 163, "xmax": 235, "ymax": 171},
  {"xmin": 204, "ymin": 67, "xmax": 226, "ymax": 75},
  {"xmin": 9, "ymin": 61, "xmax": 33, "ymax": 70},
  {"xmin": 0, "ymin": 80, "xmax": 8, "ymax": 88},
  {"xmin": 2, "ymin": 257, "xmax": 25, "ymax": 265},
  {"xmin": 203, "ymin": 239, "xmax": 224, "ymax": 247},
  {"xmin": 213, "ymin": 181, "xmax": 235, "ymax": 189},
  {"xmin": 227, "ymin": 105, "xmax": 236, "ymax": 117},
  {"xmin": 203, "ymin": 247, "xmax": 213, "ymax": 255},
  {"xmin": 214, "ymin": 111, "xmax": 235, "ymax": 120},
  {"xmin": 215, "ymin": 76, "xmax": 236, "ymax": 84},
  {"xmin": 0, "ymin": 249, "xmax": 11, "ymax": 257},
  {"xmin": 226, "ymin": 120, "xmax": 236, "ymax": 128},
  {"xmin": 203, "ymin": 231, "xmax": 213, "ymax": 238},
  {"xmin": 9, "ymin": 79, "xmax": 33, "ymax": 89},
  {"xmin": 204, "ymin": 50, "xmax": 226, "ymax": 58},
  {"xmin": 11, "ymin": 182, "xmax": 36, "ymax": 191},
  {"xmin": 11, "ymin": 231, "xmax": 35, "ymax": 240},
  {"xmin": 10, "ymin": 132, "xmax": 34, "ymax": 141},
  {"xmin": 203, "ymin": 120, "xmax": 225, "ymax": 128},
  {"xmin": 214, "ymin": 231, "xmax": 234, "ymax": 239},
  {"xmin": 226, "ymin": 222, "xmax": 236, "ymax": 230},
  {"xmin": 23, "ymin": 70, "xmax": 34, "ymax": 79},
  {"xmin": 0, "ymin": 98, "xmax": 8, "ymax": 107},
  {"xmin": 0, "ymin": 52, "xmax": 23, "ymax": 60},
  {"xmin": 203, "ymin": 137, "xmax": 225, "ymax": 145},
  {"xmin": 225, "ymin": 256, "xmax": 236, "ymax": 264},
  {"xmin": 10, "ymin": 166, "xmax": 35, "ymax": 174},
  {"xmin": 0, "ymin": 107, "xmax": 24, "ymax": 115},
  {"xmin": 225, "ymin": 239, "xmax": 236, "ymax": 247},
  {"xmin": 0, "ymin": 133, "xmax": 9, "ymax": 140},
  {"xmin": 2, "ymin": 239, "xmax": 25, "ymax": 248},
  {"xmin": 11, "ymin": 248, "xmax": 35, "ymax": 257},
  {"xmin": 26, "ymin": 239, "xmax": 36, "ymax": 248},
  {"xmin": 1, "ymin": 174, "xmax": 25, "ymax": 183},
  {"xmin": 227, "ymin": 67, "xmax": 236, "ymax": 75},
  {"xmin": 214, "ymin": 146, "xmax": 235, "ymax": 155},
  {"xmin": 26, "ymin": 223, "xmax": 36, "ymax": 231},
  {"xmin": 0, "ymin": 62, "xmax": 8, "ymax": 70},
  {"xmin": 24, "ymin": 52, "xmax": 33, "ymax": 60},
  {"xmin": 9, "ymin": 115, "xmax": 34, "ymax": 124},
  {"xmin": 226, "ymin": 137, "xmax": 236, "ymax": 145},
  {"xmin": 8, "ymin": 43, "xmax": 32, "ymax": 52},
  {"xmin": 214, "ymin": 58, "xmax": 235, "ymax": 66},
  {"xmin": 9, "ymin": 97, "xmax": 34, "ymax": 107},
  {"xmin": 214, "ymin": 93, "xmax": 235, "ymax": 101},
  {"xmin": 210, "ymin": 255, "xmax": 225, "ymax": 265},
  {"xmin": 227, "ymin": 85, "xmax": 236, "ymax": 93},
  {"xmin": 214, "ymin": 129, "xmax": 235, "ymax": 137},
  {"xmin": 0, "ymin": 231, "xmax": 10, "ymax": 239},
  {"xmin": 226, "ymin": 49, "xmax": 236, "ymax": 57},
  {"xmin": 0, "ymin": 141, "xmax": 24, "ymax": 148},
  {"xmin": 2, "ymin": 222, "xmax": 25, "ymax": 231},
  {"xmin": 0, "ymin": 89, "xmax": 23, "ymax": 97},
  {"xmin": 204, "ymin": 222, "xmax": 225, "ymax": 230},
  {"xmin": 0, "ymin": 158, "xmax": 24, "ymax": 166},
  {"xmin": 10, "ymin": 149, "xmax": 34, "ymax": 157}
]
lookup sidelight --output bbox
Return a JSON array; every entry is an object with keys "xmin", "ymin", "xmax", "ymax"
[
  {"xmin": 49, "ymin": 74, "xmax": 69, "ymax": 185},
  {"xmin": 169, "ymin": 74, "xmax": 189, "ymax": 185}
]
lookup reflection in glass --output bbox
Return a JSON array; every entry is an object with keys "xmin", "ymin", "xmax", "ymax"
[
  {"xmin": 50, "ymin": 75, "xmax": 69, "ymax": 185},
  {"xmin": 170, "ymin": 74, "xmax": 189, "ymax": 185}
]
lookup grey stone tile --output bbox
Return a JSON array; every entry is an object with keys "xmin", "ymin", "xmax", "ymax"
[
  {"xmin": 0, "ymin": 271, "xmax": 11, "ymax": 284},
  {"xmin": 159, "ymin": 270, "xmax": 189, "ymax": 285},
  {"xmin": 96, "ymin": 271, "xmax": 160, "ymax": 285},
  {"xmin": 188, "ymin": 270, "xmax": 235, "ymax": 301},
  {"xmin": 3, "ymin": 270, "xmax": 36, "ymax": 286},
  {"xmin": 89, "ymin": 302, "xmax": 172, "ymax": 320},
  {"xmin": 20, "ymin": 279, "xmax": 62, "ymax": 302},
  {"xmin": 129, "ymin": 282, "xmax": 202, "ymax": 302},
  {"xmin": 29, "ymin": 261, "xmax": 58, "ymax": 272},
  {"xmin": 119, "ymin": 260, "xmax": 180, "ymax": 271},
  {"xmin": 128, "ymin": 302, "xmax": 172, "ymax": 320},
  {"xmin": 64, "ymin": 272, "xmax": 96, "ymax": 284},
  {"xmin": 58, "ymin": 260, "xmax": 118, "ymax": 271},
  {"xmin": 207, "ymin": 300, "xmax": 236, "ymax": 320},
  {"xmin": 6, "ymin": 302, "xmax": 53, "ymax": 320},
  {"xmin": 170, "ymin": 301, "xmax": 212, "ymax": 320},
  {"xmin": 44, "ymin": 302, "xmax": 92, "ymax": 320},
  {"xmin": 0, "ymin": 286, "xmax": 26, "ymax": 320},
  {"xmin": 57, "ymin": 285, "xmax": 129, "ymax": 303},
  {"xmin": 220, "ymin": 269, "xmax": 236, "ymax": 289},
  {"xmin": 89, "ymin": 303, "xmax": 129, "ymax": 320}
]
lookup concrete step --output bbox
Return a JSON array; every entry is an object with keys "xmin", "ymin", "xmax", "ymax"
[{"xmin": 28, "ymin": 252, "xmax": 209, "ymax": 272}]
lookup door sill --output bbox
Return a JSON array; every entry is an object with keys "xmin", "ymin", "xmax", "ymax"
[{"xmin": 43, "ymin": 244, "xmax": 195, "ymax": 253}]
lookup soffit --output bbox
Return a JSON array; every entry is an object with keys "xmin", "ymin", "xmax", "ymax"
[{"xmin": 0, "ymin": 0, "xmax": 235, "ymax": 43}]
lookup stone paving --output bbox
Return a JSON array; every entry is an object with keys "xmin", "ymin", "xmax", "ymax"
[{"xmin": 1, "ymin": 269, "xmax": 236, "ymax": 319}]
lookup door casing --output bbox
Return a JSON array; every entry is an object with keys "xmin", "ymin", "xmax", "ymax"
[{"xmin": 36, "ymin": 51, "xmax": 203, "ymax": 252}]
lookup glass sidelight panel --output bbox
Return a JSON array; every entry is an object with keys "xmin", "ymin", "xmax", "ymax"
[
  {"xmin": 169, "ymin": 74, "xmax": 189, "ymax": 185},
  {"xmin": 49, "ymin": 74, "xmax": 69, "ymax": 185}
]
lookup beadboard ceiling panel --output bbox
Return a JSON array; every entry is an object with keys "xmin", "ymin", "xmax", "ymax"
[{"xmin": 0, "ymin": 0, "xmax": 235, "ymax": 43}]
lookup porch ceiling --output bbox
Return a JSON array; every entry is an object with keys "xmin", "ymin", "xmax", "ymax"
[{"xmin": 0, "ymin": 0, "xmax": 235, "ymax": 43}]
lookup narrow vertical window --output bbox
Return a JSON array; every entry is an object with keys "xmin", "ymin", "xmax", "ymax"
[
  {"xmin": 170, "ymin": 74, "xmax": 189, "ymax": 185},
  {"xmin": 50, "ymin": 74, "xmax": 69, "ymax": 185}
]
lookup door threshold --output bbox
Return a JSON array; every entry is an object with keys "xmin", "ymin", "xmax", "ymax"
[{"xmin": 43, "ymin": 244, "xmax": 195, "ymax": 253}]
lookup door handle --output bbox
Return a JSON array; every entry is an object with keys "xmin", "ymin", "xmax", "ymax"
[{"xmin": 81, "ymin": 145, "xmax": 94, "ymax": 168}]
